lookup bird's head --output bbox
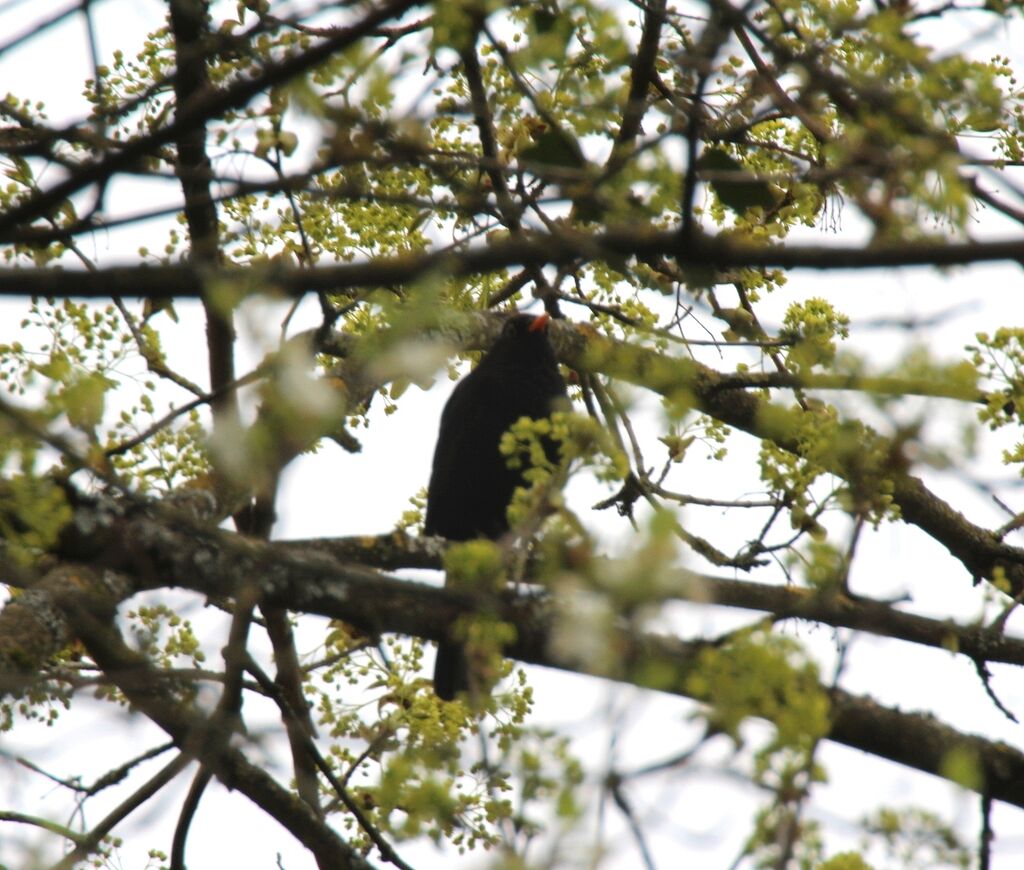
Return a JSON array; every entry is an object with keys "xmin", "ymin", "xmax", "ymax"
[
  {"xmin": 485, "ymin": 311, "xmax": 558, "ymax": 369},
  {"xmin": 499, "ymin": 311, "xmax": 551, "ymax": 338}
]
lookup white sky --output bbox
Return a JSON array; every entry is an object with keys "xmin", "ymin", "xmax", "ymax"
[{"xmin": 3, "ymin": 1, "xmax": 1024, "ymax": 868}]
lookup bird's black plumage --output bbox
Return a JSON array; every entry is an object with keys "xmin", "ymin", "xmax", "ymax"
[{"xmin": 425, "ymin": 312, "xmax": 568, "ymax": 699}]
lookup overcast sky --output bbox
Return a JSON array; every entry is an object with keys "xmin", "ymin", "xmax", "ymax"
[{"xmin": 3, "ymin": 2, "xmax": 1024, "ymax": 868}]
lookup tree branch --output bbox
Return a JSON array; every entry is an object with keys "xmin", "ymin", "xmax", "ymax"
[
  {"xmin": 0, "ymin": 0, "xmax": 424, "ymax": 239},
  {"xmin": 1, "ymin": 230, "xmax": 1022, "ymax": 299},
  {"xmin": 55, "ymin": 574, "xmax": 371, "ymax": 869},
  {"xmin": 4, "ymin": 500, "xmax": 1024, "ymax": 811}
]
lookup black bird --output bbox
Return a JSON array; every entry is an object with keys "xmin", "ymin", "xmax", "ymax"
[{"xmin": 425, "ymin": 312, "xmax": 568, "ymax": 700}]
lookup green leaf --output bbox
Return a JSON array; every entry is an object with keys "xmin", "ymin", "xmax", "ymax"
[
  {"xmin": 533, "ymin": 7, "xmax": 559, "ymax": 33},
  {"xmin": 658, "ymin": 434, "xmax": 695, "ymax": 462},
  {"xmin": 520, "ymin": 128, "xmax": 586, "ymax": 171},
  {"xmin": 940, "ymin": 746, "xmax": 983, "ymax": 791},
  {"xmin": 819, "ymin": 854, "xmax": 876, "ymax": 870},
  {"xmin": 389, "ymin": 377, "xmax": 411, "ymax": 401},
  {"xmin": 34, "ymin": 353, "xmax": 71, "ymax": 382},
  {"xmin": 696, "ymin": 148, "xmax": 776, "ymax": 214},
  {"xmin": 677, "ymin": 261, "xmax": 717, "ymax": 292},
  {"xmin": 142, "ymin": 298, "xmax": 179, "ymax": 323},
  {"xmin": 64, "ymin": 373, "xmax": 112, "ymax": 430}
]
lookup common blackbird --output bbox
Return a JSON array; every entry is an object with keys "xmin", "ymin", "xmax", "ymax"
[{"xmin": 425, "ymin": 312, "xmax": 568, "ymax": 700}]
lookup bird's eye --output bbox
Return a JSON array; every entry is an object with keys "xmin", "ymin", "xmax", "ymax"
[{"xmin": 502, "ymin": 319, "xmax": 518, "ymax": 337}]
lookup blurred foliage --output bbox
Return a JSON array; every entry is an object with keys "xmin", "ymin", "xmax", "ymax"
[{"xmin": 1, "ymin": 0, "xmax": 1023, "ymax": 865}]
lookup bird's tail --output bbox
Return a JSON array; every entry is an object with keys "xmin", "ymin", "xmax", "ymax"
[{"xmin": 433, "ymin": 641, "xmax": 470, "ymax": 701}]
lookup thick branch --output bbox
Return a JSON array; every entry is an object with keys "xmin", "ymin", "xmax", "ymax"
[
  {"xmin": 1, "ymin": 231, "xmax": 1023, "ymax": 299},
  {"xmin": 612, "ymin": 0, "xmax": 666, "ymax": 158},
  {"xmin": 541, "ymin": 321, "xmax": 1024, "ymax": 597},
  {"xmin": 286, "ymin": 535, "xmax": 1024, "ymax": 666},
  {"xmin": 315, "ymin": 313, "xmax": 1024, "ymax": 600},
  {"xmin": 4, "ymin": 502, "xmax": 1024, "ymax": 810},
  {"xmin": 168, "ymin": 0, "xmax": 237, "ymax": 421}
]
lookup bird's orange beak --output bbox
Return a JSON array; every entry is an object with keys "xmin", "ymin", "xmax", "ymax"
[{"xmin": 528, "ymin": 312, "xmax": 551, "ymax": 333}]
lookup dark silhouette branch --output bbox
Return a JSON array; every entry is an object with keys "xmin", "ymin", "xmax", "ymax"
[
  {"xmin": 2, "ymin": 229, "xmax": 1023, "ymax": 299},
  {"xmin": 4, "ymin": 497, "xmax": 1024, "ymax": 811}
]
